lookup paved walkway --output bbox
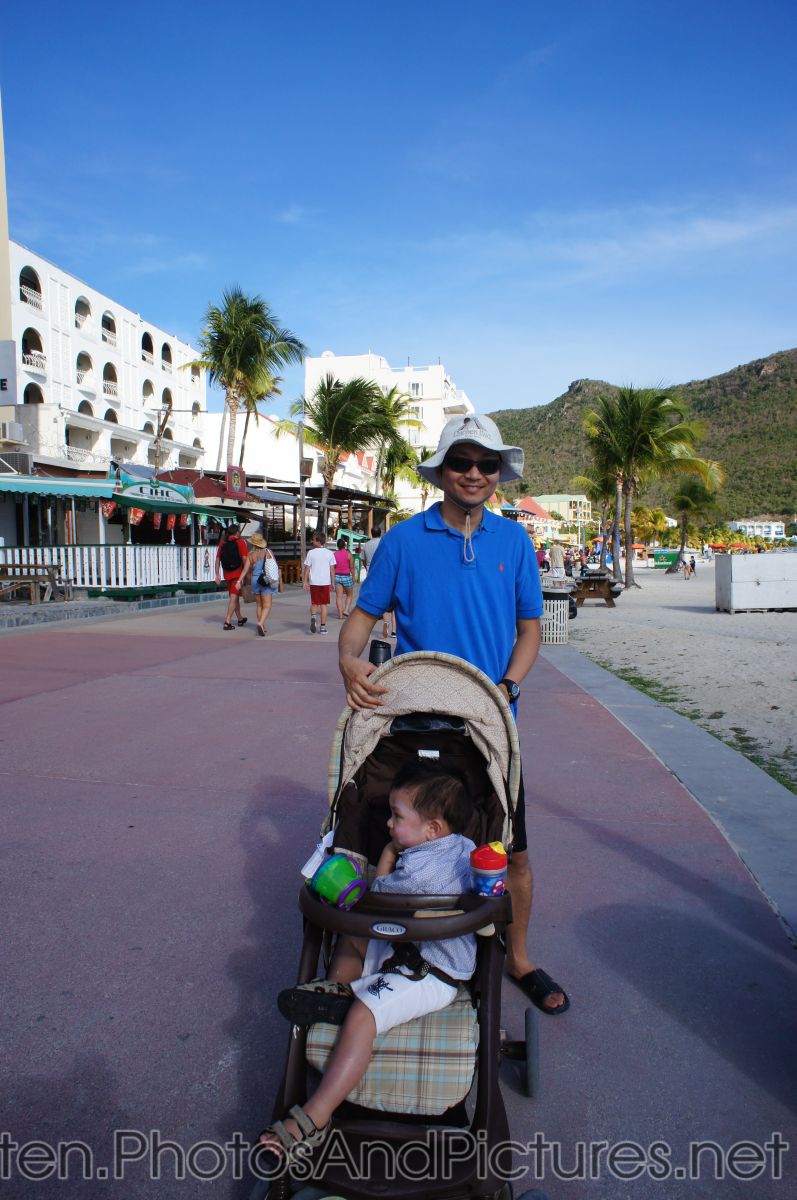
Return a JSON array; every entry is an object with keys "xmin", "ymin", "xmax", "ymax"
[{"xmin": 1, "ymin": 591, "xmax": 795, "ymax": 1198}]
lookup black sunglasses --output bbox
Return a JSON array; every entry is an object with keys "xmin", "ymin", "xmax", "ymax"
[{"xmin": 444, "ymin": 453, "xmax": 502, "ymax": 475}]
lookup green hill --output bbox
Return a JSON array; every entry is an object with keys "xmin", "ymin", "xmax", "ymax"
[{"xmin": 489, "ymin": 348, "xmax": 797, "ymax": 521}]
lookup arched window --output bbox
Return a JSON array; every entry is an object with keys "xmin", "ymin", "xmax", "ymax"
[
  {"xmin": 78, "ymin": 400, "xmax": 94, "ymax": 416},
  {"xmin": 142, "ymin": 422, "xmax": 155, "ymax": 435},
  {"xmin": 102, "ymin": 363, "xmax": 118, "ymax": 398},
  {"xmin": 101, "ymin": 312, "xmax": 117, "ymax": 347},
  {"xmin": 76, "ymin": 352, "xmax": 94, "ymax": 389},
  {"xmin": 161, "ymin": 342, "xmax": 173, "ymax": 372},
  {"xmin": 190, "ymin": 364, "xmax": 201, "ymax": 384},
  {"xmin": 192, "ymin": 400, "xmax": 201, "ymax": 417},
  {"xmin": 75, "ymin": 296, "xmax": 92, "ymax": 329},
  {"xmin": 104, "ymin": 409, "xmax": 119, "ymax": 424},
  {"xmin": 163, "ymin": 427, "xmax": 174, "ymax": 441},
  {"xmin": 193, "ymin": 437, "xmax": 203, "ymax": 448},
  {"xmin": 19, "ymin": 266, "xmax": 43, "ymax": 309},
  {"xmin": 162, "ymin": 387, "xmax": 173, "ymax": 409},
  {"xmin": 23, "ymin": 383, "xmax": 44, "ymax": 404},
  {"xmin": 141, "ymin": 332, "xmax": 154, "ymax": 363},
  {"xmin": 21, "ymin": 328, "xmax": 46, "ymax": 371}
]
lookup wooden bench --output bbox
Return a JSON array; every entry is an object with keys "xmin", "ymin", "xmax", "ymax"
[
  {"xmin": 0, "ymin": 564, "xmax": 73, "ymax": 604},
  {"xmin": 573, "ymin": 573, "xmax": 622, "ymax": 608}
]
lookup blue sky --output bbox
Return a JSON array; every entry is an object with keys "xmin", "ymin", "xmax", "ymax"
[{"xmin": 3, "ymin": 0, "xmax": 796, "ymax": 415}]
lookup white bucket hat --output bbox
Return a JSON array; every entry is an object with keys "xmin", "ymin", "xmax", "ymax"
[{"xmin": 417, "ymin": 414, "xmax": 524, "ymax": 486}]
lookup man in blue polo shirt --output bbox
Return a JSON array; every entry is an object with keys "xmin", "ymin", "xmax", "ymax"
[{"xmin": 338, "ymin": 414, "xmax": 569, "ymax": 1015}]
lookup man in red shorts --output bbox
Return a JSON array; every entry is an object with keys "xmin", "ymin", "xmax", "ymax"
[
  {"xmin": 215, "ymin": 524, "xmax": 249, "ymax": 630},
  {"xmin": 303, "ymin": 532, "xmax": 336, "ymax": 634}
]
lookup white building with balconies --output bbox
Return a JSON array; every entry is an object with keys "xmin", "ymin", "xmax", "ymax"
[
  {"xmin": 2, "ymin": 241, "xmax": 206, "ymax": 473},
  {"xmin": 303, "ymin": 350, "xmax": 475, "ymax": 511}
]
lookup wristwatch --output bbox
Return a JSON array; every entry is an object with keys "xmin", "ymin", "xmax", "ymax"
[{"xmin": 499, "ymin": 678, "xmax": 520, "ymax": 702}]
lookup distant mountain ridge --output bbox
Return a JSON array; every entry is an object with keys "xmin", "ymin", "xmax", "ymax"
[{"xmin": 488, "ymin": 348, "xmax": 797, "ymax": 520}]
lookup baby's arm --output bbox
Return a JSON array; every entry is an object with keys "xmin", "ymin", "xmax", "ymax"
[{"xmin": 374, "ymin": 843, "xmax": 398, "ymax": 879}]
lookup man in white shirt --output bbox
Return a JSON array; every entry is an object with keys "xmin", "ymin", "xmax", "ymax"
[{"xmin": 303, "ymin": 533, "xmax": 336, "ymax": 634}]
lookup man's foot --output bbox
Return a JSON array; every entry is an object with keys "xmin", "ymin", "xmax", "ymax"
[
  {"xmin": 310, "ymin": 615, "xmax": 317, "ymax": 634},
  {"xmin": 319, "ymin": 624, "xmax": 328, "ymax": 635},
  {"xmin": 509, "ymin": 968, "xmax": 569, "ymax": 1015}
]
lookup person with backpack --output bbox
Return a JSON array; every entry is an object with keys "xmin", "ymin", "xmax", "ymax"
[
  {"xmin": 215, "ymin": 524, "xmax": 249, "ymax": 630},
  {"xmin": 234, "ymin": 532, "xmax": 280, "ymax": 637}
]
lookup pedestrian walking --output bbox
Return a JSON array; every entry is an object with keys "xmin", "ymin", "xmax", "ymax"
[
  {"xmin": 333, "ymin": 538, "xmax": 355, "ymax": 619},
  {"xmin": 303, "ymin": 533, "xmax": 336, "ymax": 634},
  {"xmin": 215, "ymin": 524, "xmax": 249, "ymax": 630},
  {"xmin": 235, "ymin": 533, "xmax": 279, "ymax": 637}
]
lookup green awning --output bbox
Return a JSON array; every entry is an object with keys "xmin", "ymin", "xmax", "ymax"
[{"xmin": 0, "ymin": 476, "xmax": 116, "ymax": 499}]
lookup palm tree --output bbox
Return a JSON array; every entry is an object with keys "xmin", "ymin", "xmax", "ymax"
[
  {"xmin": 585, "ymin": 386, "xmax": 724, "ymax": 588},
  {"xmin": 572, "ymin": 465, "xmax": 616, "ymax": 570},
  {"xmin": 373, "ymin": 385, "xmax": 422, "ymax": 482},
  {"xmin": 238, "ymin": 366, "xmax": 282, "ymax": 469},
  {"xmin": 380, "ymin": 439, "xmax": 419, "ymax": 497},
  {"xmin": 187, "ymin": 286, "xmax": 305, "ymax": 468},
  {"xmin": 668, "ymin": 478, "xmax": 720, "ymax": 571},
  {"xmin": 281, "ymin": 374, "xmax": 396, "ymax": 534},
  {"xmin": 416, "ymin": 447, "xmax": 437, "ymax": 510}
]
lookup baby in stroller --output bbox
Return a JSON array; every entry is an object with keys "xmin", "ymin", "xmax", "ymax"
[{"xmin": 259, "ymin": 762, "xmax": 477, "ymax": 1167}]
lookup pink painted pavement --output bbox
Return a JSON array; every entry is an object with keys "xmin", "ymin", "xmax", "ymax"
[{"xmin": 1, "ymin": 593, "xmax": 795, "ymax": 1198}]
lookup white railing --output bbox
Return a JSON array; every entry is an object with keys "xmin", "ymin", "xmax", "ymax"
[
  {"xmin": 20, "ymin": 285, "xmax": 43, "ymax": 310},
  {"xmin": 22, "ymin": 352, "xmax": 47, "ymax": 372},
  {"xmin": 65, "ymin": 445, "xmax": 111, "ymax": 466},
  {"xmin": 103, "ymin": 380, "xmax": 119, "ymax": 397},
  {"xmin": 142, "ymin": 350, "xmax": 154, "ymax": 365},
  {"xmin": 101, "ymin": 329, "xmax": 117, "ymax": 347},
  {"xmin": 0, "ymin": 543, "xmax": 218, "ymax": 592},
  {"xmin": 75, "ymin": 312, "xmax": 88, "ymax": 329},
  {"xmin": 76, "ymin": 370, "xmax": 96, "ymax": 390},
  {"xmin": 161, "ymin": 361, "xmax": 172, "ymax": 373}
]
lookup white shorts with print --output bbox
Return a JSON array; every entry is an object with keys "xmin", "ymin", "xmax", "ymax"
[{"xmin": 350, "ymin": 940, "xmax": 458, "ymax": 1035}]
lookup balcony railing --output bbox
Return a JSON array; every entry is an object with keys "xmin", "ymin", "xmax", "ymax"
[
  {"xmin": 32, "ymin": 439, "xmax": 111, "ymax": 467},
  {"xmin": 75, "ymin": 312, "xmax": 89, "ymax": 329},
  {"xmin": 161, "ymin": 362, "xmax": 172, "ymax": 374},
  {"xmin": 22, "ymin": 352, "xmax": 47, "ymax": 373},
  {"xmin": 20, "ymin": 285, "xmax": 43, "ymax": 310},
  {"xmin": 141, "ymin": 350, "xmax": 154, "ymax": 365},
  {"xmin": 103, "ymin": 380, "xmax": 119, "ymax": 397},
  {"xmin": 101, "ymin": 329, "xmax": 117, "ymax": 347},
  {"xmin": 76, "ymin": 370, "xmax": 96, "ymax": 391}
]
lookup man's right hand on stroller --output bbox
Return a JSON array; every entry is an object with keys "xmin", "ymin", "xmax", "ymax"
[{"xmin": 339, "ymin": 608, "xmax": 389, "ymax": 710}]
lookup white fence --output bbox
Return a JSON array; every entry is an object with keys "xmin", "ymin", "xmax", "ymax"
[{"xmin": 0, "ymin": 543, "xmax": 218, "ymax": 592}]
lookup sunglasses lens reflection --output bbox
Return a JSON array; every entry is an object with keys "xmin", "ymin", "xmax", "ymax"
[{"xmin": 445, "ymin": 455, "xmax": 501, "ymax": 475}]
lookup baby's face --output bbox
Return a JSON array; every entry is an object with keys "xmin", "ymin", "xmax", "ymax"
[{"xmin": 387, "ymin": 786, "xmax": 433, "ymax": 850}]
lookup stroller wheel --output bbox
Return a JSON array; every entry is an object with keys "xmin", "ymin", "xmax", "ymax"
[{"xmin": 524, "ymin": 1007, "xmax": 540, "ymax": 1099}]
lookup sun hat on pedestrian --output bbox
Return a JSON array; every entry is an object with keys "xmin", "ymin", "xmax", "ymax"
[
  {"xmin": 417, "ymin": 414, "xmax": 524, "ymax": 486},
  {"xmin": 248, "ymin": 533, "xmax": 267, "ymax": 548}
]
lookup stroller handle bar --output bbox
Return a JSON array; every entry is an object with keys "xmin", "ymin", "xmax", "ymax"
[{"xmin": 299, "ymin": 885, "xmax": 513, "ymax": 942}]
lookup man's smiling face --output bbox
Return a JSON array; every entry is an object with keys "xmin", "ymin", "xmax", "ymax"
[{"xmin": 440, "ymin": 441, "xmax": 502, "ymax": 509}]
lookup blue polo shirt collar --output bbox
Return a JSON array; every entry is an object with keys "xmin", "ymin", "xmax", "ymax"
[{"xmin": 423, "ymin": 502, "xmax": 496, "ymax": 535}]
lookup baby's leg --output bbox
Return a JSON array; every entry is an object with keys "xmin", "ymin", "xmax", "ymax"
[
  {"xmin": 328, "ymin": 935, "xmax": 368, "ymax": 984},
  {"xmin": 260, "ymin": 1000, "xmax": 376, "ymax": 1146}
]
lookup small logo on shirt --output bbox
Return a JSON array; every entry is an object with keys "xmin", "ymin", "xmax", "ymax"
[{"xmin": 499, "ymin": 562, "xmax": 504, "ymax": 572}]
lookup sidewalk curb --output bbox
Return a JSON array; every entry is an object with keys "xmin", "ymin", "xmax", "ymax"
[
  {"xmin": 542, "ymin": 643, "xmax": 797, "ymax": 944},
  {"xmin": 0, "ymin": 589, "xmax": 227, "ymax": 631}
]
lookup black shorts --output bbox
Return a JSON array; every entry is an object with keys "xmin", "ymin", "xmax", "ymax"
[{"xmin": 512, "ymin": 764, "xmax": 528, "ymax": 854}]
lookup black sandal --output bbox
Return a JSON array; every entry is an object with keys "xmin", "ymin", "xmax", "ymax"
[
  {"xmin": 223, "ymin": 622, "xmax": 234, "ymax": 630},
  {"xmin": 237, "ymin": 617, "xmax": 248, "ymax": 626},
  {"xmin": 512, "ymin": 968, "xmax": 570, "ymax": 1015}
]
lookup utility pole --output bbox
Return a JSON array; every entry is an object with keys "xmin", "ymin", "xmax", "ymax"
[
  {"xmin": 298, "ymin": 396, "xmax": 307, "ymax": 565},
  {"xmin": 153, "ymin": 395, "xmax": 173, "ymax": 471}
]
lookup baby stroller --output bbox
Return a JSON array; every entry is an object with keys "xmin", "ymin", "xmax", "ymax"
[{"xmin": 253, "ymin": 652, "xmax": 539, "ymax": 1200}]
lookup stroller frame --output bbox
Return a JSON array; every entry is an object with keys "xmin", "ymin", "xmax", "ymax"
[{"xmin": 255, "ymin": 653, "xmax": 528, "ymax": 1200}]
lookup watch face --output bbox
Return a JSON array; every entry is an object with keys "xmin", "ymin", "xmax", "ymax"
[{"xmin": 502, "ymin": 679, "xmax": 519, "ymax": 700}]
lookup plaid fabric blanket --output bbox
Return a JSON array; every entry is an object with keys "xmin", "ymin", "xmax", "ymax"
[{"xmin": 306, "ymin": 986, "xmax": 478, "ymax": 1115}]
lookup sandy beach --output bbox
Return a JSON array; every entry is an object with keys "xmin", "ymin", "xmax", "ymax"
[{"xmin": 566, "ymin": 559, "xmax": 797, "ymax": 791}]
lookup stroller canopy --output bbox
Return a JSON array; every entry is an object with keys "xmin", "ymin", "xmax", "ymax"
[{"xmin": 326, "ymin": 652, "xmax": 521, "ymax": 846}]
